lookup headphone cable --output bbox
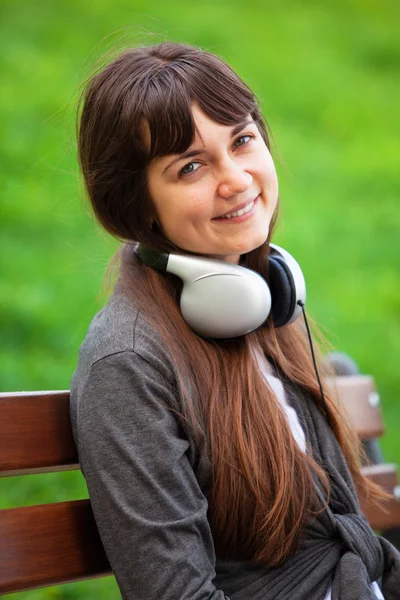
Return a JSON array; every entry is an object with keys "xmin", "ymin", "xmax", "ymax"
[{"xmin": 297, "ymin": 300, "xmax": 332, "ymax": 427}]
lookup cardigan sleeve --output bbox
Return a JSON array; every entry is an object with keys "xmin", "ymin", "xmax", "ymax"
[{"xmin": 73, "ymin": 349, "xmax": 228, "ymax": 600}]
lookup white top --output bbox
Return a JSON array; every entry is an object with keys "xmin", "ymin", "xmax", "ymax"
[{"xmin": 253, "ymin": 348, "xmax": 384, "ymax": 600}]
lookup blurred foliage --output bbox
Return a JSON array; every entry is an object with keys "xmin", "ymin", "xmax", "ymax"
[{"xmin": 1, "ymin": 0, "xmax": 399, "ymax": 598}]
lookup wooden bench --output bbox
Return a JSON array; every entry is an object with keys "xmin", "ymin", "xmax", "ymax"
[
  {"xmin": 326, "ymin": 376, "xmax": 400, "ymax": 531},
  {"xmin": 1, "ymin": 377, "xmax": 399, "ymax": 595}
]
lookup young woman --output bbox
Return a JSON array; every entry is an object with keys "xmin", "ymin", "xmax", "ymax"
[{"xmin": 70, "ymin": 42, "xmax": 400, "ymax": 599}]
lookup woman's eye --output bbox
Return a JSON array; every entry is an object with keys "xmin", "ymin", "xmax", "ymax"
[
  {"xmin": 179, "ymin": 161, "xmax": 201, "ymax": 177},
  {"xmin": 234, "ymin": 135, "xmax": 252, "ymax": 148}
]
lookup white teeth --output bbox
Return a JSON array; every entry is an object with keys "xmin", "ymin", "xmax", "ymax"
[{"xmin": 222, "ymin": 199, "xmax": 255, "ymax": 219}]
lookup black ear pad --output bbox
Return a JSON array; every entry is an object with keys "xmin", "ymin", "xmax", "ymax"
[{"xmin": 268, "ymin": 255, "xmax": 297, "ymax": 327}]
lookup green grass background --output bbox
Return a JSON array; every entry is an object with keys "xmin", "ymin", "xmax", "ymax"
[{"xmin": 1, "ymin": 0, "xmax": 399, "ymax": 597}]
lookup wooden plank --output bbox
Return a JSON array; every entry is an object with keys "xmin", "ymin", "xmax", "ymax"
[
  {"xmin": 0, "ymin": 392, "xmax": 78, "ymax": 476},
  {"xmin": 0, "ymin": 499, "xmax": 111, "ymax": 594},
  {"xmin": 0, "ymin": 376, "xmax": 384, "ymax": 476},
  {"xmin": 326, "ymin": 376, "xmax": 385, "ymax": 439},
  {"xmin": 361, "ymin": 464, "xmax": 400, "ymax": 531}
]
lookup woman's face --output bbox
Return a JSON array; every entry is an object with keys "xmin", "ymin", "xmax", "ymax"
[{"xmin": 146, "ymin": 104, "xmax": 279, "ymax": 264}]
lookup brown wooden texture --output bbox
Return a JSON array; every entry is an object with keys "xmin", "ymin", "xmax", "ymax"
[
  {"xmin": 0, "ymin": 391, "xmax": 78, "ymax": 476},
  {"xmin": 0, "ymin": 377, "xmax": 385, "ymax": 477},
  {"xmin": 0, "ymin": 499, "xmax": 111, "ymax": 594},
  {"xmin": 327, "ymin": 375, "xmax": 385, "ymax": 439},
  {"xmin": 360, "ymin": 464, "xmax": 400, "ymax": 531}
]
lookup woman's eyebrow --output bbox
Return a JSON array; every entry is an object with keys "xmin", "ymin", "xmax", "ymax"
[
  {"xmin": 230, "ymin": 116, "xmax": 254, "ymax": 137},
  {"xmin": 162, "ymin": 117, "xmax": 254, "ymax": 175},
  {"xmin": 162, "ymin": 148, "xmax": 206, "ymax": 175}
]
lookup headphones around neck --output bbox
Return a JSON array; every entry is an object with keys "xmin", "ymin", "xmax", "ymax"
[{"xmin": 137, "ymin": 244, "xmax": 306, "ymax": 339}]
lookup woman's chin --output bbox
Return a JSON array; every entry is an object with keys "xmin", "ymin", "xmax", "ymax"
[{"xmin": 232, "ymin": 232, "xmax": 270, "ymax": 256}]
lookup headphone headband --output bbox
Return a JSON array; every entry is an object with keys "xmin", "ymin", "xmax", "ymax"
[{"xmin": 137, "ymin": 246, "xmax": 169, "ymax": 271}]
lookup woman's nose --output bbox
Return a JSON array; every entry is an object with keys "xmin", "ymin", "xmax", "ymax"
[{"xmin": 216, "ymin": 160, "xmax": 253, "ymax": 198}]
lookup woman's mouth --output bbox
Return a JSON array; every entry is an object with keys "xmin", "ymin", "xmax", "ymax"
[{"xmin": 213, "ymin": 195, "xmax": 259, "ymax": 223}]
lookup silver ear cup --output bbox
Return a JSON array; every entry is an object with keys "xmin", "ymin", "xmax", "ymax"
[{"xmin": 167, "ymin": 254, "xmax": 271, "ymax": 338}]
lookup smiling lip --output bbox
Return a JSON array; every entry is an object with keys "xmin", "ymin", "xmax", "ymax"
[{"xmin": 213, "ymin": 195, "xmax": 259, "ymax": 223}]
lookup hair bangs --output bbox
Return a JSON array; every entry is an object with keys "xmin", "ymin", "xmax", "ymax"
[
  {"xmin": 140, "ymin": 58, "xmax": 262, "ymax": 161},
  {"xmin": 142, "ymin": 71, "xmax": 196, "ymax": 159},
  {"xmin": 186, "ymin": 62, "xmax": 259, "ymax": 128}
]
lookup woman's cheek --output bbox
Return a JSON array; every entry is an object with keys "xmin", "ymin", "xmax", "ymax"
[{"xmin": 187, "ymin": 193, "xmax": 212, "ymax": 223}]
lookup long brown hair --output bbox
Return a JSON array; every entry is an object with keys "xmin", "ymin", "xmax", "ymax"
[{"xmin": 77, "ymin": 42, "xmax": 384, "ymax": 566}]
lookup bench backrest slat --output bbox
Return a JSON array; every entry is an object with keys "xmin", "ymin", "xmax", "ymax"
[
  {"xmin": 0, "ymin": 392, "xmax": 78, "ymax": 476},
  {"xmin": 360, "ymin": 464, "xmax": 400, "ymax": 530},
  {"xmin": 326, "ymin": 375, "xmax": 384, "ymax": 439},
  {"xmin": 0, "ymin": 377, "xmax": 384, "ymax": 478},
  {"xmin": 0, "ymin": 499, "xmax": 111, "ymax": 594}
]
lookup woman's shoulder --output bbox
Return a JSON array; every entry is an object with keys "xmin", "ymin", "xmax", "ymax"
[{"xmin": 73, "ymin": 290, "xmax": 176, "ymax": 385}]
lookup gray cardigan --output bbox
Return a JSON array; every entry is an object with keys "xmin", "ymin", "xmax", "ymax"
[{"xmin": 70, "ymin": 292, "xmax": 400, "ymax": 600}]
